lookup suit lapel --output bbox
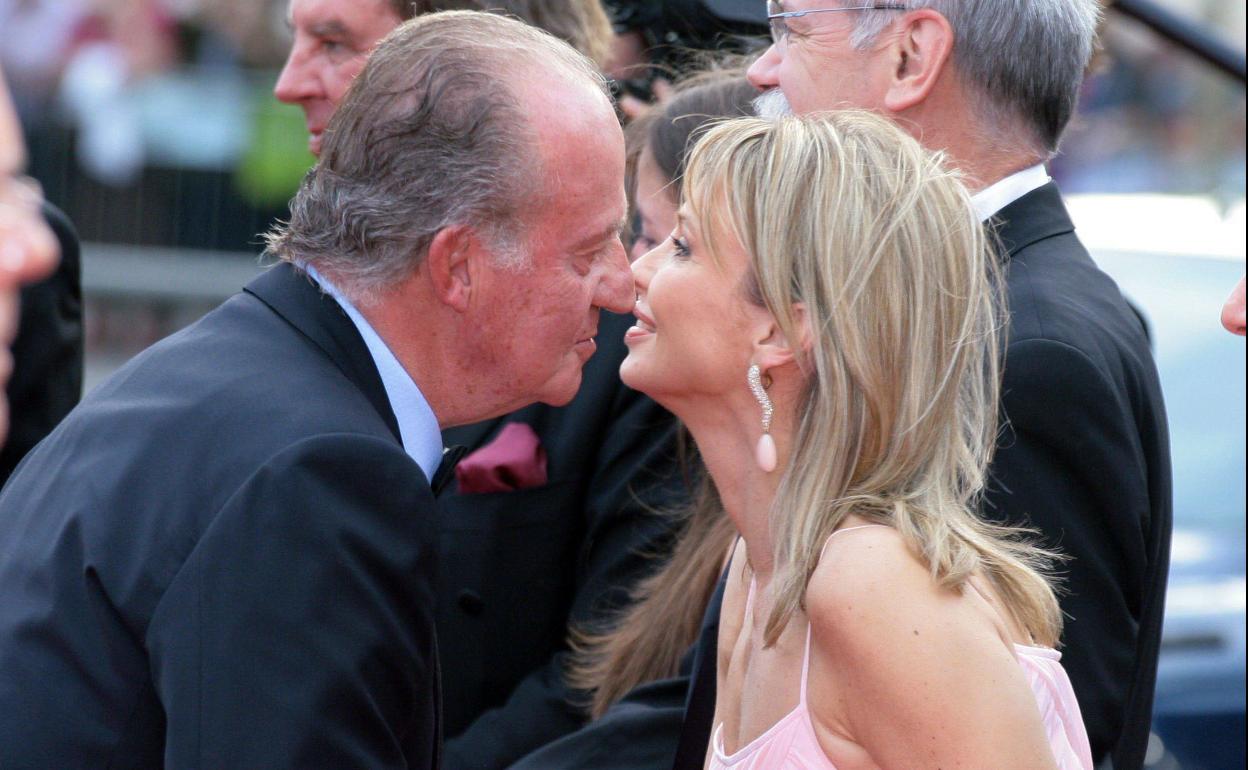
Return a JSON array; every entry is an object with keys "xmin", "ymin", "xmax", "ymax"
[
  {"xmin": 244, "ymin": 262, "xmax": 402, "ymax": 444},
  {"xmin": 990, "ymin": 181, "xmax": 1077, "ymax": 260}
]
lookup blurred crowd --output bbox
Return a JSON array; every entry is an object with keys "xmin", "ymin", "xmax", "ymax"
[{"xmin": 2, "ymin": 0, "xmax": 1244, "ymax": 253}]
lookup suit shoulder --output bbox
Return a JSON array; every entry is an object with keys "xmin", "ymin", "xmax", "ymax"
[
  {"xmin": 218, "ymin": 432, "xmax": 435, "ymax": 536},
  {"xmin": 1004, "ymin": 234, "xmax": 1158, "ymax": 381}
]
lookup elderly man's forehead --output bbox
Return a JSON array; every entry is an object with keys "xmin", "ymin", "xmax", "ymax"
[{"xmin": 286, "ymin": 0, "xmax": 392, "ymax": 33}]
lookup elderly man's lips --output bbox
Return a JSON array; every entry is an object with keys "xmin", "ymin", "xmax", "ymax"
[{"xmin": 575, "ymin": 337, "xmax": 597, "ymax": 358}]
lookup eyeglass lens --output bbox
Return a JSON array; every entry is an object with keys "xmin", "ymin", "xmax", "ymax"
[{"xmin": 766, "ymin": 0, "xmax": 786, "ymax": 44}]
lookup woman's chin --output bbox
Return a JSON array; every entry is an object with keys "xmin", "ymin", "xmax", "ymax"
[
  {"xmin": 621, "ymin": 357, "xmax": 696, "ymax": 423},
  {"xmin": 618, "ymin": 353, "xmax": 649, "ymax": 394},
  {"xmin": 620, "ymin": 354, "xmax": 667, "ymax": 399}
]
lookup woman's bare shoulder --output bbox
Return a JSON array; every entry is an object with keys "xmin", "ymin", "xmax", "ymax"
[
  {"xmin": 804, "ymin": 524, "xmax": 948, "ymax": 648},
  {"xmin": 802, "ymin": 526, "xmax": 1058, "ymax": 769}
]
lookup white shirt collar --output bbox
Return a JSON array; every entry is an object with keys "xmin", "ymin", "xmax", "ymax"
[
  {"xmin": 303, "ymin": 266, "xmax": 444, "ymax": 485},
  {"xmin": 971, "ymin": 163, "xmax": 1051, "ymax": 222}
]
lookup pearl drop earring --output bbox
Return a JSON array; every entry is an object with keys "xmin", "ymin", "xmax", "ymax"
[{"xmin": 748, "ymin": 364, "xmax": 776, "ymax": 472}]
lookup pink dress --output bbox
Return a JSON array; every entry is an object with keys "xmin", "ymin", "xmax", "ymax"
[{"xmin": 708, "ymin": 527, "xmax": 1094, "ymax": 770}]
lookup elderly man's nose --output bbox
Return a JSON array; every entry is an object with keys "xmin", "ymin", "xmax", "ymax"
[
  {"xmin": 597, "ymin": 249, "xmax": 635, "ymax": 313},
  {"xmin": 747, "ymin": 46, "xmax": 781, "ymax": 91},
  {"xmin": 630, "ymin": 243, "xmax": 659, "ymax": 295},
  {"xmin": 275, "ymin": 49, "xmax": 315, "ymax": 104}
]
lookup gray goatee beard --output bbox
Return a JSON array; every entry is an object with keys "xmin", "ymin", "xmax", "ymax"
[{"xmin": 753, "ymin": 89, "xmax": 793, "ymax": 119}]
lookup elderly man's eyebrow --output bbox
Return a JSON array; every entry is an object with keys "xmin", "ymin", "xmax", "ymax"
[
  {"xmin": 575, "ymin": 218, "xmax": 629, "ymax": 252},
  {"xmin": 283, "ymin": 11, "xmax": 350, "ymax": 41},
  {"xmin": 310, "ymin": 19, "xmax": 350, "ymax": 39}
]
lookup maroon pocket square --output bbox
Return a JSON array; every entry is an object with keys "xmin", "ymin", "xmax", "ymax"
[{"xmin": 454, "ymin": 422, "xmax": 548, "ymax": 494}]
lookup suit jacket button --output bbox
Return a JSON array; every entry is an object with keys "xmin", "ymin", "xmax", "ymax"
[{"xmin": 457, "ymin": 589, "xmax": 485, "ymax": 616}]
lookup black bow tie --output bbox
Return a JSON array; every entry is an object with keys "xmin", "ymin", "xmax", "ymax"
[{"xmin": 431, "ymin": 445, "xmax": 468, "ymax": 496}]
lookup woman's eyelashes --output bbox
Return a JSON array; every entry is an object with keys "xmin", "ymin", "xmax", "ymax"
[{"xmin": 671, "ymin": 235, "xmax": 691, "ymax": 259}]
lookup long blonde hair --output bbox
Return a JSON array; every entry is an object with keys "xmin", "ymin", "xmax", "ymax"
[{"xmin": 684, "ymin": 112, "xmax": 1063, "ymax": 647}]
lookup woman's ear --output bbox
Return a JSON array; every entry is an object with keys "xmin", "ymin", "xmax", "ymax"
[{"xmin": 752, "ymin": 302, "xmax": 810, "ymax": 373}]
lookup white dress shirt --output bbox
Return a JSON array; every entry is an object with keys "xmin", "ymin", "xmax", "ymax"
[
  {"xmin": 304, "ymin": 266, "xmax": 443, "ymax": 485},
  {"xmin": 971, "ymin": 163, "xmax": 1052, "ymax": 222}
]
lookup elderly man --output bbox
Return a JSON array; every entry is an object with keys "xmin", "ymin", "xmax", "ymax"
[
  {"xmin": 276, "ymin": 2, "xmax": 685, "ymax": 767},
  {"xmin": 670, "ymin": 4, "xmax": 1171, "ymax": 769},
  {"xmin": 0, "ymin": 12, "xmax": 632, "ymax": 768}
]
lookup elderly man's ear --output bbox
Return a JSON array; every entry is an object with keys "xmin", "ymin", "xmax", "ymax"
[
  {"xmin": 882, "ymin": 10, "xmax": 955, "ymax": 114},
  {"xmin": 425, "ymin": 225, "xmax": 487, "ymax": 312}
]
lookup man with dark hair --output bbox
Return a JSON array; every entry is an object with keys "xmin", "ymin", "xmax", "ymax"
[
  {"xmin": 0, "ymin": 12, "xmax": 633, "ymax": 768},
  {"xmin": 276, "ymin": 1, "xmax": 685, "ymax": 767},
  {"xmin": 670, "ymin": 3, "xmax": 1171, "ymax": 769}
]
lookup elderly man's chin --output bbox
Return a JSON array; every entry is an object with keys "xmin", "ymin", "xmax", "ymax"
[
  {"xmin": 754, "ymin": 89, "xmax": 794, "ymax": 119},
  {"xmin": 534, "ymin": 366, "xmax": 585, "ymax": 408}
]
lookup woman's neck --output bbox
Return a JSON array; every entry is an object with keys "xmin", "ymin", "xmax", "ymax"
[{"xmin": 679, "ymin": 398, "xmax": 797, "ymax": 581}]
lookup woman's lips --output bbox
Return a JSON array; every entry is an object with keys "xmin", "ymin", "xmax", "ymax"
[{"xmin": 625, "ymin": 307, "xmax": 656, "ymax": 342}]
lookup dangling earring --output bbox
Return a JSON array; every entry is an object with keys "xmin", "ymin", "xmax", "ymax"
[{"xmin": 748, "ymin": 364, "xmax": 777, "ymax": 472}]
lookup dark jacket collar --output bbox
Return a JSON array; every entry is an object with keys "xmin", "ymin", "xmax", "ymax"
[
  {"xmin": 991, "ymin": 181, "xmax": 1077, "ymax": 259},
  {"xmin": 244, "ymin": 262, "xmax": 402, "ymax": 443}
]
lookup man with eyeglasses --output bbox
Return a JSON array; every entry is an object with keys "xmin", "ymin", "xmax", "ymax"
[{"xmin": 671, "ymin": 3, "xmax": 1173, "ymax": 770}]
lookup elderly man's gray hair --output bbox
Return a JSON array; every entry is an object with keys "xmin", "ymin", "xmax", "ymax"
[
  {"xmin": 852, "ymin": 0, "xmax": 1100, "ymax": 155},
  {"xmin": 265, "ymin": 11, "xmax": 608, "ymax": 302}
]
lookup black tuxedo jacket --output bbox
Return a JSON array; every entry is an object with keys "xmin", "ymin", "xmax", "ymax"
[
  {"xmin": 438, "ymin": 309, "xmax": 684, "ymax": 768},
  {"xmin": 986, "ymin": 183, "xmax": 1171, "ymax": 769},
  {"xmin": 0, "ymin": 263, "xmax": 440, "ymax": 769},
  {"xmin": 672, "ymin": 183, "xmax": 1172, "ymax": 770},
  {"xmin": 0, "ymin": 202, "xmax": 83, "ymax": 484}
]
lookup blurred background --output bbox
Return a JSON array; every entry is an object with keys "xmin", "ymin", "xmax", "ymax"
[{"xmin": 3, "ymin": 0, "xmax": 1243, "ymax": 767}]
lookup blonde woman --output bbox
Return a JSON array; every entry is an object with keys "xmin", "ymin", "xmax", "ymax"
[{"xmin": 621, "ymin": 112, "xmax": 1094, "ymax": 769}]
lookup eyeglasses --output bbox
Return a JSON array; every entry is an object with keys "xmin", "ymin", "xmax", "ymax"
[{"xmin": 766, "ymin": 2, "xmax": 908, "ymax": 46}]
